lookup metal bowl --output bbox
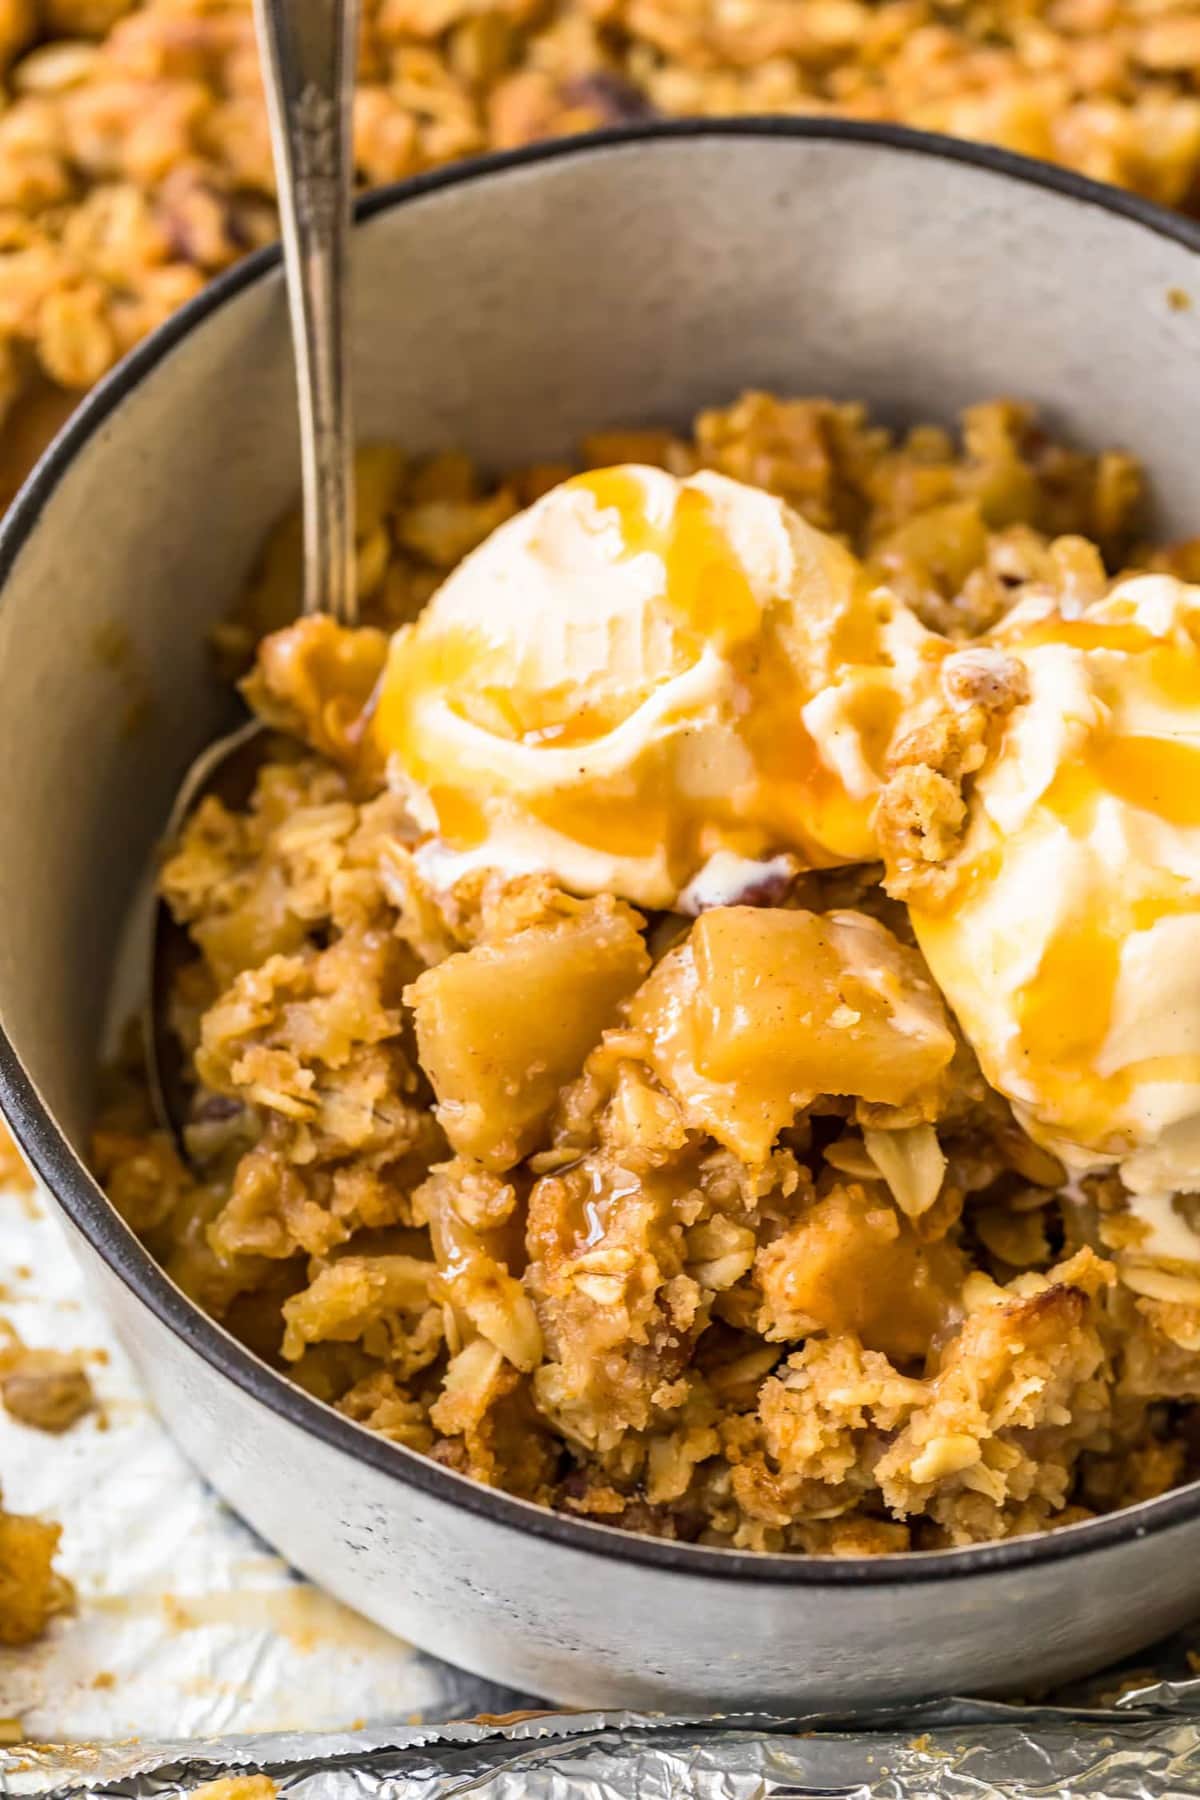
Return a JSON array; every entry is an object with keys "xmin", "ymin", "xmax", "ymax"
[{"xmin": 2, "ymin": 121, "xmax": 1200, "ymax": 1712}]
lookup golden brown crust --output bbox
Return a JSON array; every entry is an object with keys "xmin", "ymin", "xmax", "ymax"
[
  {"xmin": 0, "ymin": 1490, "xmax": 73, "ymax": 1646},
  {"xmin": 876, "ymin": 646, "xmax": 1030, "ymax": 904}
]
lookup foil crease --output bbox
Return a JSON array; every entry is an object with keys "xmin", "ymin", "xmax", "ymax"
[
  {"xmin": 8, "ymin": 1182, "xmax": 1200, "ymax": 1798},
  {"xmin": 11, "ymin": 1703, "xmax": 1200, "ymax": 1800}
]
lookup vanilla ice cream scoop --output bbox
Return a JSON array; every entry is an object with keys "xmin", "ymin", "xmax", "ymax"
[
  {"xmin": 371, "ymin": 464, "xmax": 941, "ymax": 907},
  {"xmin": 910, "ymin": 573, "xmax": 1200, "ymax": 1195}
]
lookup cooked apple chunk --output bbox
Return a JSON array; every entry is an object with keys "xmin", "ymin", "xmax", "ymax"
[
  {"xmin": 690, "ymin": 906, "xmax": 955, "ymax": 1107},
  {"xmin": 629, "ymin": 906, "xmax": 954, "ymax": 1164},
  {"xmin": 756, "ymin": 1182, "xmax": 965, "ymax": 1365},
  {"xmin": 407, "ymin": 897, "xmax": 649, "ymax": 1169},
  {"xmin": 629, "ymin": 944, "xmax": 796, "ymax": 1165}
]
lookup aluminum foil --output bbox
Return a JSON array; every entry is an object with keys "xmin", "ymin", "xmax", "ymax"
[
  {"xmin": 9, "ymin": 1174, "xmax": 1200, "ymax": 1799},
  {"xmin": 11, "ymin": 1702, "xmax": 1200, "ymax": 1800},
  {"xmin": 0, "ymin": 1180, "xmax": 526, "ymax": 1742}
]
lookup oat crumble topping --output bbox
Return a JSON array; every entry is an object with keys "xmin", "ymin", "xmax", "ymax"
[{"xmin": 88, "ymin": 394, "xmax": 1200, "ymax": 1553}]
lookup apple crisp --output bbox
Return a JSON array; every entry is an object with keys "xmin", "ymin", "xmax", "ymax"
[{"xmin": 92, "ymin": 393, "xmax": 1200, "ymax": 1554}]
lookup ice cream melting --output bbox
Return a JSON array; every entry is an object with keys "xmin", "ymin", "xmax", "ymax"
[
  {"xmin": 911, "ymin": 574, "xmax": 1200, "ymax": 1202},
  {"xmin": 372, "ymin": 464, "xmax": 941, "ymax": 908}
]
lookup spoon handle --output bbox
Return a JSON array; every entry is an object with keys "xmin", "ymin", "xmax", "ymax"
[{"xmin": 254, "ymin": 0, "xmax": 359, "ymax": 625}]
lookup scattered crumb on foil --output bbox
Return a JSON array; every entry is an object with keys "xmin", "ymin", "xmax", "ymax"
[
  {"xmin": 0, "ymin": 1183, "xmax": 524, "ymax": 1743},
  {"xmin": 7, "ymin": 1178, "xmax": 1200, "ymax": 1799}
]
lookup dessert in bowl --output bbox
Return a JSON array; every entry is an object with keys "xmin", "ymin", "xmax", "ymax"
[
  {"xmin": 95, "ymin": 387, "xmax": 1200, "ymax": 1557},
  {"xmin": 5, "ymin": 125, "xmax": 1200, "ymax": 1706}
]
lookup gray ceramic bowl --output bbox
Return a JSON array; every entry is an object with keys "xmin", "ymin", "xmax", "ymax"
[{"xmin": 2, "ymin": 122, "xmax": 1200, "ymax": 1711}]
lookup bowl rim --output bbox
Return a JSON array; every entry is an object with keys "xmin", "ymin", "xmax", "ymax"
[{"xmin": 4, "ymin": 114, "xmax": 1200, "ymax": 1589}]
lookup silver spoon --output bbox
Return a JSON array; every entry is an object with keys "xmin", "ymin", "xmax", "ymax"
[{"xmin": 146, "ymin": 0, "xmax": 359, "ymax": 1150}]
